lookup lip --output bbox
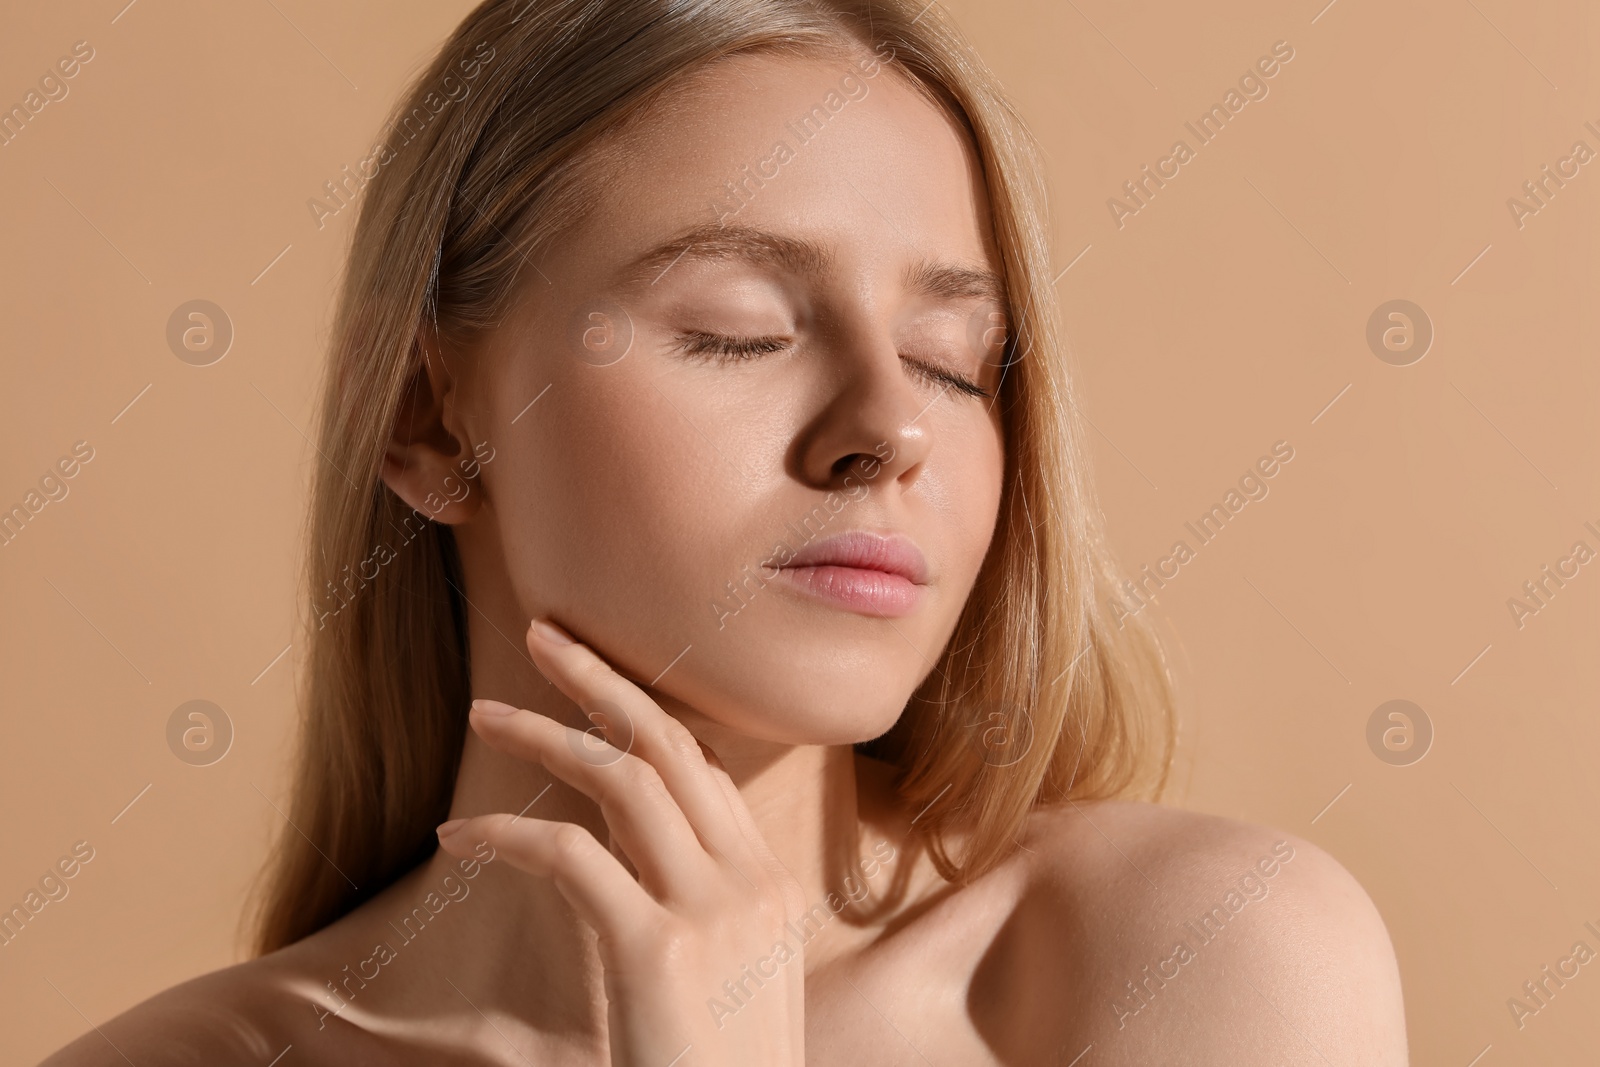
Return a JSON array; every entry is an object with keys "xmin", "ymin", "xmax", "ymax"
[{"xmin": 776, "ymin": 530, "xmax": 928, "ymax": 617}]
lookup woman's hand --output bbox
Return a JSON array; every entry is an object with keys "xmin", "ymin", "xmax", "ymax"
[{"xmin": 434, "ymin": 617, "xmax": 809, "ymax": 1066}]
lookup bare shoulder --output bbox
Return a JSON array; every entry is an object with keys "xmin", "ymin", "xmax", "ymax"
[
  {"xmin": 1011, "ymin": 799, "xmax": 1408, "ymax": 1065},
  {"xmin": 35, "ymin": 948, "xmax": 378, "ymax": 1066}
]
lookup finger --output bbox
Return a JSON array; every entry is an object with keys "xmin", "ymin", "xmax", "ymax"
[
  {"xmin": 696, "ymin": 740, "xmax": 804, "ymax": 892},
  {"xmin": 521, "ymin": 617, "xmax": 769, "ymax": 881},
  {"xmin": 436, "ymin": 814, "xmax": 657, "ymax": 944},
  {"xmin": 606, "ymin": 818, "xmax": 640, "ymax": 882},
  {"xmin": 468, "ymin": 702, "xmax": 713, "ymax": 899}
]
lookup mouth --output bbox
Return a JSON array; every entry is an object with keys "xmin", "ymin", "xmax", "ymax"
[{"xmin": 775, "ymin": 530, "xmax": 928, "ymax": 618}]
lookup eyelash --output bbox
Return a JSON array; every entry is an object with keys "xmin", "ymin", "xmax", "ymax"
[
  {"xmin": 676, "ymin": 331, "xmax": 790, "ymax": 360},
  {"xmin": 673, "ymin": 331, "xmax": 994, "ymax": 400}
]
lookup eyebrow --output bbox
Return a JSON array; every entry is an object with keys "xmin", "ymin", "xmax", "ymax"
[
  {"xmin": 902, "ymin": 259, "xmax": 1006, "ymax": 307},
  {"xmin": 614, "ymin": 222, "xmax": 1007, "ymax": 308},
  {"xmin": 618, "ymin": 223, "xmax": 831, "ymax": 288}
]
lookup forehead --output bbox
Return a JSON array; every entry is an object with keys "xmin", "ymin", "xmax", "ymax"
[{"xmin": 557, "ymin": 48, "xmax": 1001, "ymax": 289}]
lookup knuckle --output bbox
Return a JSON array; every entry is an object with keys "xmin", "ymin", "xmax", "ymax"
[
  {"xmin": 616, "ymin": 756, "xmax": 665, "ymax": 794},
  {"xmin": 738, "ymin": 873, "xmax": 787, "ymax": 918},
  {"xmin": 549, "ymin": 821, "xmax": 594, "ymax": 863},
  {"xmin": 573, "ymin": 655, "xmax": 617, "ymax": 688},
  {"xmin": 639, "ymin": 916, "xmax": 693, "ymax": 964},
  {"xmin": 661, "ymin": 719, "xmax": 701, "ymax": 764},
  {"xmin": 778, "ymin": 878, "xmax": 808, "ymax": 919},
  {"xmin": 743, "ymin": 882, "xmax": 800, "ymax": 941},
  {"xmin": 750, "ymin": 866, "xmax": 808, "ymax": 922},
  {"xmin": 753, "ymin": 886, "xmax": 786, "ymax": 923}
]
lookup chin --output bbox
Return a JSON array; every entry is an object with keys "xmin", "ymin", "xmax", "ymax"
[{"xmin": 657, "ymin": 679, "xmax": 907, "ymax": 750}]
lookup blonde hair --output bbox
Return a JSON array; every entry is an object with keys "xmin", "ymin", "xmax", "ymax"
[{"xmin": 251, "ymin": 0, "xmax": 1175, "ymax": 955}]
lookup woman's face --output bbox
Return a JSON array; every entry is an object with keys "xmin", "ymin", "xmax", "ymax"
[{"xmin": 450, "ymin": 49, "xmax": 1008, "ymax": 748}]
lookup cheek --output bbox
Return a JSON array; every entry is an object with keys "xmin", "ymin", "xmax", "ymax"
[
  {"xmin": 493, "ymin": 361, "xmax": 758, "ymax": 665},
  {"xmin": 925, "ymin": 406, "xmax": 1007, "ymax": 581}
]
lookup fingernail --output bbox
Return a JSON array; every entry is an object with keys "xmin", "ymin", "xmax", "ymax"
[
  {"xmin": 470, "ymin": 698, "xmax": 518, "ymax": 716},
  {"xmin": 531, "ymin": 617, "xmax": 575, "ymax": 646},
  {"xmin": 436, "ymin": 818, "xmax": 468, "ymax": 839}
]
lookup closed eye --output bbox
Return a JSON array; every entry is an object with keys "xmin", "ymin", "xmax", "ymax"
[
  {"xmin": 673, "ymin": 331, "xmax": 992, "ymax": 400},
  {"xmin": 674, "ymin": 330, "xmax": 791, "ymax": 360},
  {"xmin": 901, "ymin": 354, "xmax": 992, "ymax": 400}
]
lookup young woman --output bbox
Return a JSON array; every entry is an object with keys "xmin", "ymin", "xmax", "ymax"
[{"xmin": 42, "ymin": 0, "xmax": 1407, "ymax": 1062}]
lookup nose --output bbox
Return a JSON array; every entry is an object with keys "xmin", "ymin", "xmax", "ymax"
[{"xmin": 792, "ymin": 329, "xmax": 934, "ymax": 492}]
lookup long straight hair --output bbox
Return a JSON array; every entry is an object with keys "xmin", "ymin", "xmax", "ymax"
[{"xmin": 251, "ymin": 0, "xmax": 1176, "ymax": 955}]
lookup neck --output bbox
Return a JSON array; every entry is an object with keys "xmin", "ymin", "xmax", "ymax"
[{"xmin": 390, "ymin": 656, "xmax": 892, "ymax": 1043}]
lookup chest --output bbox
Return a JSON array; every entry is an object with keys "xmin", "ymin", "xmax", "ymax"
[{"xmin": 800, "ymin": 868, "xmax": 1056, "ymax": 1065}]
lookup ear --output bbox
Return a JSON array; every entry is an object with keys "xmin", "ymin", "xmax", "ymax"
[{"xmin": 378, "ymin": 332, "xmax": 485, "ymax": 526}]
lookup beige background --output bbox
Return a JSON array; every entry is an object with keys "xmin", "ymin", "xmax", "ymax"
[{"xmin": 2, "ymin": 0, "xmax": 1595, "ymax": 1062}]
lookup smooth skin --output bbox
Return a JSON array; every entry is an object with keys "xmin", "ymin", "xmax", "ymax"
[{"xmin": 40, "ymin": 48, "xmax": 1407, "ymax": 1066}]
